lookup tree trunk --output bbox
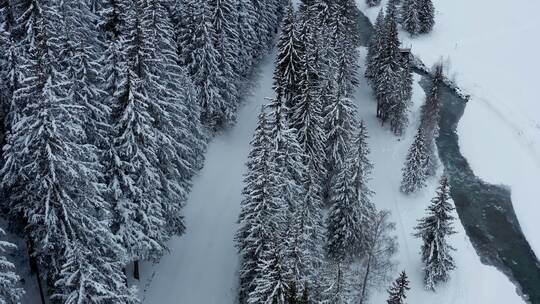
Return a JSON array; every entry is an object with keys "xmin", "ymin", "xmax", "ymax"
[
  {"xmin": 359, "ymin": 253, "xmax": 372, "ymax": 304},
  {"xmin": 27, "ymin": 240, "xmax": 46, "ymax": 304},
  {"xmin": 133, "ymin": 260, "xmax": 140, "ymax": 280}
]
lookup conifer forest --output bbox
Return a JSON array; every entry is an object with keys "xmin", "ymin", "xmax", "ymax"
[{"xmin": 0, "ymin": 0, "xmax": 538, "ymax": 303}]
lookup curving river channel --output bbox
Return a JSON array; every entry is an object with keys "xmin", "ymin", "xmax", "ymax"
[{"xmin": 356, "ymin": 10, "xmax": 540, "ymax": 304}]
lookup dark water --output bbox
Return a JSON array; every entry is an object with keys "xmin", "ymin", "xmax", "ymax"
[{"xmin": 357, "ymin": 9, "xmax": 540, "ymax": 303}]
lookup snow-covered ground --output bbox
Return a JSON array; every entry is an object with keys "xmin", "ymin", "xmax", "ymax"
[
  {"xmin": 137, "ymin": 42, "xmax": 523, "ymax": 302},
  {"xmin": 136, "ymin": 2, "xmax": 539, "ymax": 302},
  {"xmin": 354, "ymin": 48, "xmax": 523, "ymax": 304},
  {"xmin": 358, "ymin": 0, "xmax": 540, "ymax": 258},
  {"xmin": 139, "ymin": 53, "xmax": 277, "ymax": 304}
]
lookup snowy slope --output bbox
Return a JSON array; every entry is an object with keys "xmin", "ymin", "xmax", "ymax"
[
  {"xmin": 358, "ymin": 0, "xmax": 540, "ymax": 257},
  {"xmin": 354, "ymin": 47, "xmax": 523, "ymax": 304},
  {"xmin": 139, "ymin": 52, "xmax": 277, "ymax": 304}
]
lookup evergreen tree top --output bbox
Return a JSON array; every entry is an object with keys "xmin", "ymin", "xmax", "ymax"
[
  {"xmin": 415, "ymin": 176, "xmax": 456, "ymax": 236},
  {"xmin": 387, "ymin": 271, "xmax": 410, "ymax": 304}
]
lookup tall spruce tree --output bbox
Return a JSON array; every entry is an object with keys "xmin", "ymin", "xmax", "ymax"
[
  {"xmin": 420, "ymin": 64, "xmax": 443, "ymax": 176},
  {"xmin": 209, "ymin": 0, "xmax": 241, "ymax": 118},
  {"xmin": 418, "ymin": 0, "xmax": 435, "ymax": 34},
  {"xmin": 386, "ymin": 271, "xmax": 410, "ymax": 304},
  {"xmin": 414, "ymin": 176, "xmax": 456, "ymax": 290},
  {"xmin": 401, "ymin": 0, "xmax": 420, "ymax": 36},
  {"xmin": 324, "ymin": 74, "xmax": 358, "ymax": 176},
  {"xmin": 267, "ymin": 95, "xmax": 306, "ymax": 211},
  {"xmin": 236, "ymin": 110, "xmax": 286, "ymax": 303},
  {"xmin": 374, "ymin": 2, "xmax": 411, "ymax": 134},
  {"xmin": 365, "ymin": 9, "xmax": 385, "ymax": 83},
  {"xmin": 248, "ymin": 0, "xmax": 285, "ymax": 59},
  {"xmin": 1, "ymin": 8, "xmax": 136, "ymax": 300},
  {"xmin": 400, "ymin": 128, "xmax": 428, "ymax": 194},
  {"xmin": 52, "ymin": 241, "xmax": 139, "ymax": 304},
  {"xmin": 247, "ymin": 236, "xmax": 291, "ymax": 304},
  {"xmin": 235, "ymin": 0, "xmax": 258, "ymax": 75},
  {"xmin": 280, "ymin": 157, "xmax": 325, "ymax": 301},
  {"xmin": 329, "ymin": 0, "xmax": 360, "ymax": 48},
  {"xmin": 273, "ymin": 1, "xmax": 303, "ymax": 108},
  {"xmin": 104, "ymin": 1, "xmax": 171, "ymax": 275},
  {"xmin": 290, "ymin": 34, "xmax": 326, "ymax": 186},
  {"xmin": 374, "ymin": 3, "xmax": 399, "ymax": 122},
  {"xmin": 321, "ymin": 261, "xmax": 354, "ymax": 304},
  {"xmin": 0, "ymin": 0, "xmax": 18, "ymax": 130},
  {"xmin": 325, "ymin": 156, "xmax": 363, "ymax": 262},
  {"xmin": 184, "ymin": 1, "xmax": 234, "ymax": 129},
  {"xmin": 389, "ymin": 55, "xmax": 412, "ymax": 136},
  {"xmin": 349, "ymin": 122, "xmax": 376, "ymax": 253},
  {"xmin": 0, "ymin": 229, "xmax": 24, "ymax": 303}
]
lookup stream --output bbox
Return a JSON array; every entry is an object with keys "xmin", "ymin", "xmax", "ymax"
[{"xmin": 356, "ymin": 9, "xmax": 540, "ymax": 303}]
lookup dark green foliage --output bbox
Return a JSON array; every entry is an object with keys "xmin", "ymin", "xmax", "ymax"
[
  {"xmin": 386, "ymin": 271, "xmax": 410, "ymax": 304},
  {"xmin": 414, "ymin": 176, "xmax": 456, "ymax": 290}
]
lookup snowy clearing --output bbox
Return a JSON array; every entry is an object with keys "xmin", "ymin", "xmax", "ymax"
[
  {"xmin": 139, "ymin": 52, "xmax": 277, "ymax": 304},
  {"xmin": 358, "ymin": 0, "xmax": 540, "ymax": 258},
  {"xmin": 354, "ymin": 47, "xmax": 523, "ymax": 304}
]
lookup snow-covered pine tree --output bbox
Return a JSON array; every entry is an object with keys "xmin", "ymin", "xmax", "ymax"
[
  {"xmin": 235, "ymin": 0, "xmax": 258, "ymax": 75},
  {"xmin": 0, "ymin": 229, "xmax": 24, "ymax": 303},
  {"xmin": 267, "ymin": 95, "xmax": 307, "ymax": 210},
  {"xmin": 248, "ymin": 0, "xmax": 285, "ymax": 60},
  {"xmin": 4, "ymin": 0, "xmax": 53, "ymax": 130},
  {"xmin": 0, "ymin": 0, "xmax": 73, "ymax": 274},
  {"xmin": 0, "ymin": 0, "xmax": 18, "ymax": 130},
  {"xmin": 59, "ymin": 0, "xmax": 111, "ymax": 149},
  {"xmin": 324, "ymin": 59, "xmax": 358, "ymax": 176},
  {"xmin": 52, "ymin": 238, "xmax": 139, "ymax": 304},
  {"xmin": 325, "ymin": 156, "xmax": 363, "ymax": 262},
  {"xmin": 290, "ymin": 32, "xmax": 327, "ymax": 187},
  {"xmin": 366, "ymin": 0, "xmax": 381, "ymax": 7},
  {"xmin": 209, "ymin": 0, "xmax": 240, "ymax": 115},
  {"xmin": 142, "ymin": 0, "xmax": 206, "ymax": 237},
  {"xmin": 389, "ymin": 55, "xmax": 412, "ymax": 136},
  {"xmin": 328, "ymin": 0, "xmax": 359, "ymax": 94},
  {"xmin": 417, "ymin": 0, "xmax": 435, "ymax": 34},
  {"xmin": 358, "ymin": 210, "xmax": 397, "ymax": 304},
  {"xmin": 176, "ymin": 0, "xmax": 199, "ymax": 65},
  {"xmin": 321, "ymin": 261, "xmax": 355, "ymax": 304},
  {"xmin": 273, "ymin": 1, "xmax": 303, "ymax": 108},
  {"xmin": 184, "ymin": 1, "xmax": 234, "ymax": 129},
  {"xmin": 329, "ymin": 0, "xmax": 360, "ymax": 48},
  {"xmin": 104, "ymin": 1, "xmax": 168, "ymax": 273},
  {"xmin": 236, "ymin": 110, "xmax": 286, "ymax": 303},
  {"xmin": 414, "ymin": 176, "xmax": 456, "ymax": 290},
  {"xmin": 1, "ymin": 7, "xmax": 136, "ymax": 299},
  {"xmin": 401, "ymin": 0, "xmax": 420, "ymax": 36},
  {"xmin": 365, "ymin": 9, "xmax": 385, "ymax": 83},
  {"xmin": 386, "ymin": 271, "xmax": 410, "ymax": 304},
  {"xmin": 400, "ymin": 128, "xmax": 428, "ymax": 193},
  {"xmin": 349, "ymin": 121, "xmax": 376, "ymax": 253},
  {"xmin": 375, "ymin": 2, "xmax": 402, "ymax": 126},
  {"xmin": 420, "ymin": 63, "xmax": 443, "ymax": 176},
  {"xmin": 247, "ymin": 236, "xmax": 291, "ymax": 304},
  {"xmin": 285, "ymin": 158, "xmax": 325, "ymax": 298}
]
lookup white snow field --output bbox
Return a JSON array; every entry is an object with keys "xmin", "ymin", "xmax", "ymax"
[
  {"xmin": 139, "ymin": 53, "xmax": 277, "ymax": 304},
  {"xmin": 354, "ymin": 48, "xmax": 523, "ymax": 304},
  {"xmin": 359, "ymin": 0, "xmax": 540, "ymax": 256}
]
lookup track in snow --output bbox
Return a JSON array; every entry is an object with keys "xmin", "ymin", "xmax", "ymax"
[{"xmin": 140, "ymin": 52, "xmax": 276, "ymax": 304}]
